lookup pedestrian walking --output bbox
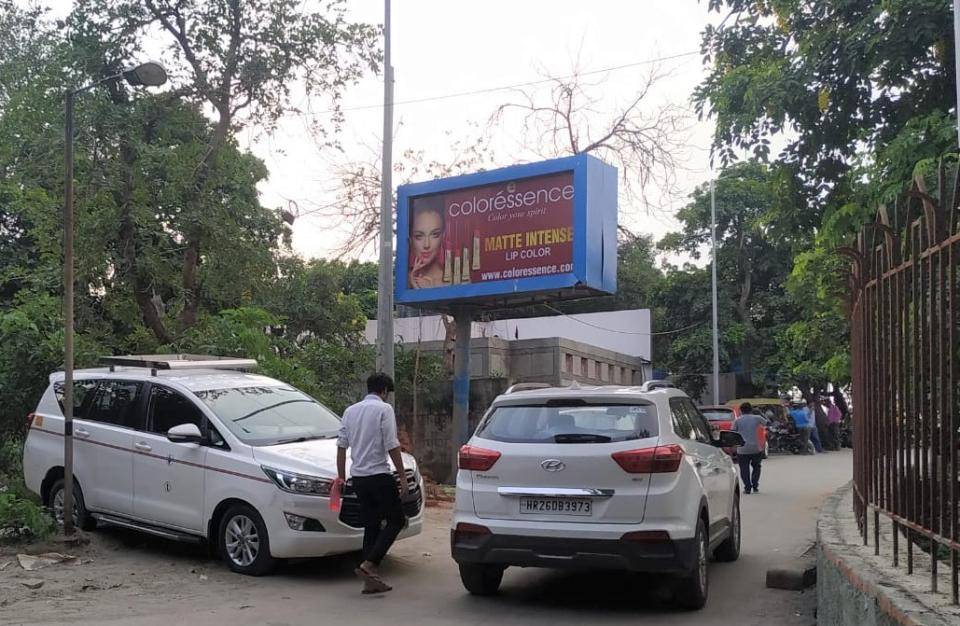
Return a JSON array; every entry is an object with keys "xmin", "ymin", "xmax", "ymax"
[
  {"xmin": 732, "ymin": 402, "xmax": 769, "ymax": 494},
  {"xmin": 336, "ymin": 372, "xmax": 413, "ymax": 594},
  {"xmin": 825, "ymin": 397, "xmax": 842, "ymax": 451}
]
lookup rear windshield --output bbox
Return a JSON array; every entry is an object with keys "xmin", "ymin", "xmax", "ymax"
[
  {"xmin": 701, "ymin": 408, "xmax": 734, "ymax": 421},
  {"xmin": 475, "ymin": 403, "xmax": 658, "ymax": 444}
]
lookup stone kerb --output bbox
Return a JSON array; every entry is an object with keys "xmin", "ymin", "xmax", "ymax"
[{"xmin": 817, "ymin": 482, "xmax": 960, "ymax": 626}]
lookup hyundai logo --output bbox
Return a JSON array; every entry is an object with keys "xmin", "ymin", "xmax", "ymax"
[{"xmin": 540, "ymin": 459, "xmax": 566, "ymax": 472}]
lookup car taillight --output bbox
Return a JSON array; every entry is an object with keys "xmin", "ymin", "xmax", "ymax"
[
  {"xmin": 611, "ymin": 444, "xmax": 684, "ymax": 473},
  {"xmin": 458, "ymin": 445, "xmax": 501, "ymax": 471},
  {"xmin": 26, "ymin": 413, "xmax": 35, "ymax": 427}
]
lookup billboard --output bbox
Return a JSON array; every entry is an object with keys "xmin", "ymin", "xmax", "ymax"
[{"xmin": 395, "ymin": 154, "xmax": 617, "ymax": 308}]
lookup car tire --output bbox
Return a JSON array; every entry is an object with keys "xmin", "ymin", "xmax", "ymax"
[
  {"xmin": 218, "ymin": 503, "xmax": 277, "ymax": 576},
  {"xmin": 458, "ymin": 563, "xmax": 505, "ymax": 596},
  {"xmin": 676, "ymin": 518, "xmax": 709, "ymax": 610},
  {"xmin": 48, "ymin": 478, "xmax": 96, "ymax": 531},
  {"xmin": 713, "ymin": 494, "xmax": 741, "ymax": 562}
]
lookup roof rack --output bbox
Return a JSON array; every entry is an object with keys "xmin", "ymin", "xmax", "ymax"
[
  {"xmin": 504, "ymin": 382, "xmax": 552, "ymax": 394},
  {"xmin": 639, "ymin": 379, "xmax": 675, "ymax": 392},
  {"xmin": 100, "ymin": 354, "xmax": 258, "ymax": 375}
]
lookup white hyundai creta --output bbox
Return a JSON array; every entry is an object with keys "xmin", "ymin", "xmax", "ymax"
[
  {"xmin": 22, "ymin": 355, "xmax": 423, "ymax": 576},
  {"xmin": 450, "ymin": 382, "xmax": 743, "ymax": 609}
]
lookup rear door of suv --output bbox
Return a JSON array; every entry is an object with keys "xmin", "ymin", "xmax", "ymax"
[
  {"xmin": 69, "ymin": 379, "xmax": 142, "ymax": 516},
  {"xmin": 669, "ymin": 397, "xmax": 731, "ymax": 532},
  {"xmin": 466, "ymin": 397, "xmax": 662, "ymax": 525}
]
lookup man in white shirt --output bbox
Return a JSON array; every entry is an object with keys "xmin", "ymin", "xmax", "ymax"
[{"xmin": 337, "ymin": 373, "xmax": 412, "ymax": 594}]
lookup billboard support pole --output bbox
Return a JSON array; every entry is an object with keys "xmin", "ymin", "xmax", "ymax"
[
  {"xmin": 376, "ymin": 0, "xmax": 395, "ymax": 382},
  {"xmin": 450, "ymin": 306, "xmax": 473, "ymax": 481}
]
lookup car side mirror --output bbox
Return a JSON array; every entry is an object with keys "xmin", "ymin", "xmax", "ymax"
[
  {"xmin": 715, "ymin": 430, "xmax": 745, "ymax": 448},
  {"xmin": 167, "ymin": 423, "xmax": 202, "ymax": 445}
]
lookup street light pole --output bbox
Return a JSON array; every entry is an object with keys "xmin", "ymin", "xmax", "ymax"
[
  {"xmin": 710, "ymin": 178, "xmax": 720, "ymax": 405},
  {"xmin": 61, "ymin": 61, "xmax": 167, "ymax": 535},
  {"xmin": 376, "ymin": 0, "xmax": 395, "ymax": 381}
]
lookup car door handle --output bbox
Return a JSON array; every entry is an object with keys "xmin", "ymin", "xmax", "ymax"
[
  {"xmin": 134, "ymin": 441, "xmax": 152, "ymax": 452},
  {"xmin": 75, "ymin": 428, "xmax": 90, "ymax": 438}
]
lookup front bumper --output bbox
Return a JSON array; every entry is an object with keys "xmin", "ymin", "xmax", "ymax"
[
  {"xmin": 451, "ymin": 530, "xmax": 696, "ymax": 574},
  {"xmin": 264, "ymin": 476, "xmax": 424, "ymax": 559}
]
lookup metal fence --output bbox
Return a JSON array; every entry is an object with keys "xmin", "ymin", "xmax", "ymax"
[{"xmin": 847, "ymin": 163, "xmax": 960, "ymax": 604}]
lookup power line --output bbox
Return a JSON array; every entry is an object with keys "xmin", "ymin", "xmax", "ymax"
[
  {"xmin": 287, "ymin": 49, "xmax": 700, "ymax": 119},
  {"xmin": 542, "ymin": 303, "xmax": 704, "ymax": 336}
]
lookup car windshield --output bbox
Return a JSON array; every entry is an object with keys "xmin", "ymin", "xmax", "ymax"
[
  {"xmin": 475, "ymin": 403, "xmax": 658, "ymax": 444},
  {"xmin": 701, "ymin": 409, "xmax": 734, "ymax": 422},
  {"xmin": 194, "ymin": 386, "xmax": 341, "ymax": 446}
]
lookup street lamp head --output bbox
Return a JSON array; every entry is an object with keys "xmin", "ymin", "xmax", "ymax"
[{"xmin": 123, "ymin": 61, "xmax": 168, "ymax": 87}]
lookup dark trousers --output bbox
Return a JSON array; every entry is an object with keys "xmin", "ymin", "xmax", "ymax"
[
  {"xmin": 828, "ymin": 422, "xmax": 841, "ymax": 450},
  {"xmin": 353, "ymin": 473, "xmax": 405, "ymax": 566},
  {"xmin": 738, "ymin": 453, "xmax": 762, "ymax": 491}
]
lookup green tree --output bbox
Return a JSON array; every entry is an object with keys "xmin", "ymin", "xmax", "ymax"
[
  {"xmin": 694, "ymin": 0, "xmax": 957, "ymax": 393},
  {"xmin": 659, "ymin": 161, "xmax": 800, "ymax": 395},
  {"xmin": 61, "ymin": 0, "xmax": 380, "ymax": 338},
  {"xmin": 258, "ymin": 257, "xmax": 368, "ymax": 344}
]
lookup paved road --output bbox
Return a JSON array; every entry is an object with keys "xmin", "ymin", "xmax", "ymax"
[{"xmin": 33, "ymin": 450, "xmax": 851, "ymax": 626}]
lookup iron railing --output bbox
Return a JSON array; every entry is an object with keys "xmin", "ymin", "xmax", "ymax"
[{"xmin": 848, "ymin": 162, "xmax": 960, "ymax": 604}]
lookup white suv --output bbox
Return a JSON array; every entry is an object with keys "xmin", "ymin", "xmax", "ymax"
[
  {"xmin": 450, "ymin": 382, "xmax": 743, "ymax": 609},
  {"xmin": 22, "ymin": 355, "xmax": 423, "ymax": 575}
]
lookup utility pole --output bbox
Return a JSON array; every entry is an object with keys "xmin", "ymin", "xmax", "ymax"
[
  {"xmin": 710, "ymin": 178, "xmax": 720, "ymax": 405},
  {"xmin": 62, "ymin": 90, "xmax": 76, "ymax": 535},
  {"xmin": 376, "ymin": 0, "xmax": 395, "ymax": 381},
  {"xmin": 954, "ymin": 0, "xmax": 960, "ymax": 146}
]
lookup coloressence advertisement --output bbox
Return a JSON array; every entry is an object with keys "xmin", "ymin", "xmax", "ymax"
[
  {"xmin": 406, "ymin": 172, "xmax": 574, "ymax": 290},
  {"xmin": 395, "ymin": 153, "xmax": 617, "ymax": 307}
]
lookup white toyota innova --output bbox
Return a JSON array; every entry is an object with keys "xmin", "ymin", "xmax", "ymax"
[{"xmin": 22, "ymin": 355, "xmax": 423, "ymax": 575}]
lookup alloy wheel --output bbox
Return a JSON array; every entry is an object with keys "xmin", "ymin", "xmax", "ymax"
[
  {"xmin": 224, "ymin": 514, "xmax": 260, "ymax": 567},
  {"xmin": 52, "ymin": 487, "xmax": 79, "ymax": 527},
  {"xmin": 697, "ymin": 526, "xmax": 708, "ymax": 592}
]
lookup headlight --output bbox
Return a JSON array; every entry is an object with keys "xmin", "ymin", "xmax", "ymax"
[{"xmin": 262, "ymin": 466, "xmax": 333, "ymax": 496}]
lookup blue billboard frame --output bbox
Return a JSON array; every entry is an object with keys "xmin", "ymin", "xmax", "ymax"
[{"xmin": 395, "ymin": 153, "xmax": 617, "ymax": 308}]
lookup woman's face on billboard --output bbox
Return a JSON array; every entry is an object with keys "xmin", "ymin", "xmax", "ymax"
[{"xmin": 411, "ymin": 209, "xmax": 443, "ymax": 266}]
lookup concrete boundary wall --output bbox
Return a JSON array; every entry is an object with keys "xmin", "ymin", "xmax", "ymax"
[{"xmin": 817, "ymin": 482, "xmax": 959, "ymax": 626}]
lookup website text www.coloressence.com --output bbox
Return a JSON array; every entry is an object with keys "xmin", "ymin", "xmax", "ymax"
[{"xmin": 480, "ymin": 263, "xmax": 573, "ymax": 281}]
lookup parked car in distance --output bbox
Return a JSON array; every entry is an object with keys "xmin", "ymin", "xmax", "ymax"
[
  {"xmin": 22, "ymin": 354, "xmax": 424, "ymax": 576},
  {"xmin": 451, "ymin": 381, "xmax": 744, "ymax": 610},
  {"xmin": 698, "ymin": 405, "xmax": 738, "ymax": 456}
]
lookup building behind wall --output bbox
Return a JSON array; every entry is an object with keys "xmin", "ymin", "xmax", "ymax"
[{"xmin": 365, "ymin": 309, "xmax": 653, "ymax": 386}]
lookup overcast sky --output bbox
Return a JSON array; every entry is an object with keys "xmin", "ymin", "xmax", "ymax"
[
  {"xmin": 40, "ymin": 0, "xmax": 719, "ymax": 262},
  {"xmin": 269, "ymin": 1, "xmax": 717, "ymax": 261}
]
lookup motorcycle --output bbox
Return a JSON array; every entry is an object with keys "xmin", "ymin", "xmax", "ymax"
[{"xmin": 767, "ymin": 420, "xmax": 809, "ymax": 455}]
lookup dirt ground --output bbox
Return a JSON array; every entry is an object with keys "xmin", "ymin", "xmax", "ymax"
[
  {"xmin": 0, "ymin": 452, "xmax": 850, "ymax": 626},
  {"xmin": 0, "ymin": 503, "xmax": 433, "ymax": 625}
]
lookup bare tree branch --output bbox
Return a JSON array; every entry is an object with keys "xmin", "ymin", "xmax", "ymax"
[
  {"xmin": 318, "ymin": 126, "xmax": 496, "ymax": 255},
  {"xmin": 488, "ymin": 61, "xmax": 690, "ymax": 221}
]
